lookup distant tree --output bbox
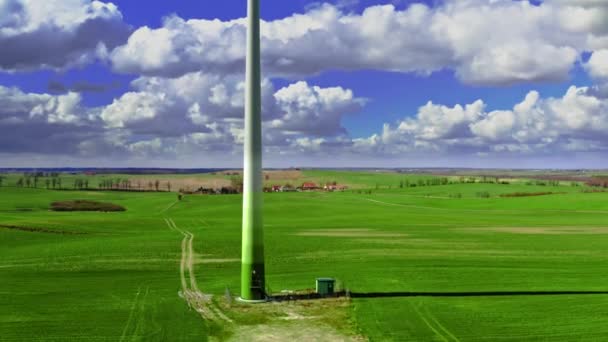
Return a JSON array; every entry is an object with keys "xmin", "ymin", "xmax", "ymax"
[
  {"xmin": 148, "ymin": 181, "xmax": 154, "ymax": 190},
  {"xmin": 399, "ymin": 180, "xmax": 404, "ymax": 189},
  {"xmin": 476, "ymin": 191, "xmax": 490, "ymax": 198},
  {"xmin": 167, "ymin": 181, "xmax": 171, "ymax": 192},
  {"xmin": 230, "ymin": 176, "xmax": 243, "ymax": 192},
  {"xmin": 16, "ymin": 178, "xmax": 23, "ymax": 187},
  {"xmin": 45, "ymin": 179, "xmax": 50, "ymax": 189},
  {"xmin": 154, "ymin": 180, "xmax": 160, "ymax": 191},
  {"xmin": 25, "ymin": 178, "xmax": 31, "ymax": 188},
  {"xmin": 178, "ymin": 194, "xmax": 183, "ymax": 201},
  {"xmin": 0, "ymin": 176, "xmax": 4, "ymax": 187},
  {"xmin": 57, "ymin": 178, "xmax": 62, "ymax": 189}
]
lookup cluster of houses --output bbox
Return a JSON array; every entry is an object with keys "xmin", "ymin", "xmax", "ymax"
[
  {"xmin": 184, "ymin": 182, "xmax": 348, "ymax": 195},
  {"xmin": 269, "ymin": 182, "xmax": 348, "ymax": 192}
]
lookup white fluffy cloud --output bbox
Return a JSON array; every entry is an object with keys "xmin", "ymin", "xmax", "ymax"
[
  {"xmin": 0, "ymin": 0, "xmax": 130, "ymax": 71},
  {"xmin": 362, "ymin": 85, "xmax": 608, "ymax": 157},
  {"xmin": 586, "ymin": 50, "xmax": 608, "ymax": 79},
  {"xmin": 3, "ymin": 79, "xmax": 608, "ymax": 165},
  {"xmin": 271, "ymin": 81, "xmax": 364, "ymax": 136},
  {"xmin": 109, "ymin": 1, "xmax": 606, "ymax": 85},
  {"xmin": 0, "ymin": 86, "xmax": 86, "ymax": 125},
  {"xmin": 4, "ymin": 0, "xmax": 608, "ymax": 166},
  {"xmin": 91, "ymin": 71, "xmax": 366, "ymax": 156},
  {"xmin": 0, "ymin": 85, "xmax": 112, "ymax": 155}
]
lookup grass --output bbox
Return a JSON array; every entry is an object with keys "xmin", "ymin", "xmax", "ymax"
[{"xmin": 1, "ymin": 170, "xmax": 608, "ymax": 340}]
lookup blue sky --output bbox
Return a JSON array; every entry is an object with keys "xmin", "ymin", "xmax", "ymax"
[{"xmin": 0, "ymin": 0, "xmax": 607, "ymax": 167}]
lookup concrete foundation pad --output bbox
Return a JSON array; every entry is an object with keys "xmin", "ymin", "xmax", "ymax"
[{"xmin": 236, "ymin": 297, "xmax": 269, "ymax": 304}]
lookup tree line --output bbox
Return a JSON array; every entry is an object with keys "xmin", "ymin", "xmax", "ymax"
[{"xmin": 2, "ymin": 173, "xmax": 172, "ymax": 192}]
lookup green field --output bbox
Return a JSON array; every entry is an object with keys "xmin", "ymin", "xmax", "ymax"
[{"xmin": 2, "ymin": 170, "xmax": 608, "ymax": 341}]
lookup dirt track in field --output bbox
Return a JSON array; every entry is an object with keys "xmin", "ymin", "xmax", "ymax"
[{"xmin": 164, "ymin": 218, "xmax": 232, "ymax": 324}]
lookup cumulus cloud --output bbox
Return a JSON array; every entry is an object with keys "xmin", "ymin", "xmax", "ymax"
[
  {"xmin": 586, "ymin": 50, "xmax": 608, "ymax": 79},
  {"xmin": 271, "ymin": 81, "xmax": 364, "ymax": 136},
  {"xmin": 3, "ymin": 79, "xmax": 608, "ymax": 165},
  {"xmin": 95, "ymin": 71, "xmax": 365, "ymax": 146},
  {"xmin": 109, "ymin": 1, "xmax": 605, "ymax": 85},
  {"xmin": 361, "ymin": 85, "xmax": 608, "ymax": 157},
  {"xmin": 98, "ymin": 72, "xmax": 275, "ymax": 139},
  {"xmin": 4, "ymin": 0, "xmax": 608, "ymax": 166},
  {"xmin": 0, "ymin": 85, "xmax": 109, "ymax": 155},
  {"xmin": 0, "ymin": 0, "xmax": 130, "ymax": 71}
]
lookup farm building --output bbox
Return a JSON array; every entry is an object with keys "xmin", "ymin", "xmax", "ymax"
[
  {"xmin": 281, "ymin": 185, "xmax": 297, "ymax": 192},
  {"xmin": 301, "ymin": 182, "xmax": 318, "ymax": 190},
  {"xmin": 324, "ymin": 183, "xmax": 349, "ymax": 192},
  {"xmin": 324, "ymin": 184, "xmax": 338, "ymax": 191}
]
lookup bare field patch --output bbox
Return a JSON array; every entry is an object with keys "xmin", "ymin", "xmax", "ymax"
[
  {"xmin": 228, "ymin": 322, "xmax": 364, "ymax": 342},
  {"xmin": 51, "ymin": 200, "xmax": 125, "ymax": 212},
  {"xmin": 0, "ymin": 224, "xmax": 86, "ymax": 235},
  {"xmin": 132, "ymin": 170, "xmax": 304, "ymax": 191},
  {"xmin": 134, "ymin": 177, "xmax": 231, "ymax": 192},
  {"xmin": 296, "ymin": 228, "xmax": 407, "ymax": 238},
  {"xmin": 461, "ymin": 227, "xmax": 608, "ymax": 235},
  {"xmin": 265, "ymin": 170, "xmax": 304, "ymax": 181},
  {"xmin": 225, "ymin": 298, "xmax": 365, "ymax": 342},
  {"xmin": 217, "ymin": 169, "xmax": 303, "ymax": 180},
  {"xmin": 293, "ymin": 244, "xmax": 530, "ymax": 261}
]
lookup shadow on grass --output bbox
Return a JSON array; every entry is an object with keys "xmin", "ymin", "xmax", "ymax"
[
  {"xmin": 350, "ymin": 291, "xmax": 608, "ymax": 298},
  {"xmin": 269, "ymin": 290, "xmax": 608, "ymax": 301}
]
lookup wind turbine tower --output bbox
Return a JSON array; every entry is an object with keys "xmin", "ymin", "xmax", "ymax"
[{"xmin": 240, "ymin": 0, "xmax": 266, "ymax": 302}]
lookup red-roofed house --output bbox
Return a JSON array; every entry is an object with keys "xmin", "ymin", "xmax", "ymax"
[{"xmin": 301, "ymin": 182, "xmax": 317, "ymax": 190}]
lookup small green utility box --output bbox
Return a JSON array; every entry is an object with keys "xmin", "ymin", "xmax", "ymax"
[{"xmin": 316, "ymin": 278, "xmax": 335, "ymax": 296}]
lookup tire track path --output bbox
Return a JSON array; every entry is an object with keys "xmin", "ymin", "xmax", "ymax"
[
  {"xmin": 164, "ymin": 218, "xmax": 232, "ymax": 324},
  {"xmin": 120, "ymin": 286, "xmax": 150, "ymax": 342},
  {"xmin": 411, "ymin": 301, "xmax": 459, "ymax": 342}
]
